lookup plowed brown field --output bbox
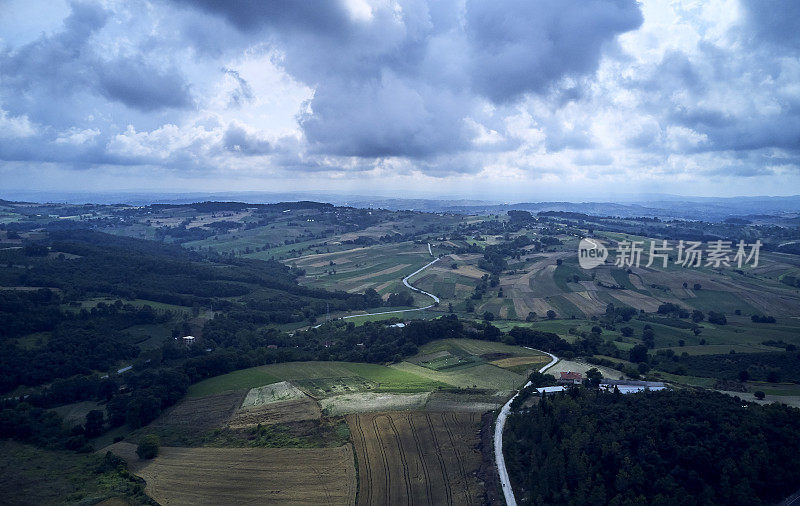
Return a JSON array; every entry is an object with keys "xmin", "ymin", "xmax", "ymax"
[{"xmin": 348, "ymin": 411, "xmax": 483, "ymax": 505}]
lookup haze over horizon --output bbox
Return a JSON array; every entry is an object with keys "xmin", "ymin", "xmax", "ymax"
[{"xmin": 1, "ymin": 0, "xmax": 799, "ymax": 200}]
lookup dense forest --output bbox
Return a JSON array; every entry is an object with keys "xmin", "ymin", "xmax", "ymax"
[{"xmin": 505, "ymin": 389, "xmax": 800, "ymax": 505}]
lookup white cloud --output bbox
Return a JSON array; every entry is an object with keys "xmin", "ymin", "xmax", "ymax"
[{"xmin": 0, "ymin": 109, "xmax": 36, "ymax": 138}]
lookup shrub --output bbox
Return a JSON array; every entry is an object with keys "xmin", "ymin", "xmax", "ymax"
[{"xmin": 136, "ymin": 434, "xmax": 160, "ymax": 459}]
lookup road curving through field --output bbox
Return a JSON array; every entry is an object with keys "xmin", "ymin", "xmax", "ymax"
[
  {"xmin": 494, "ymin": 348, "xmax": 558, "ymax": 506},
  {"xmin": 314, "ymin": 244, "xmax": 441, "ymax": 327}
]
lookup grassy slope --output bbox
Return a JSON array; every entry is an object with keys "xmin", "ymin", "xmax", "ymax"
[{"xmin": 188, "ymin": 361, "xmax": 444, "ymax": 397}]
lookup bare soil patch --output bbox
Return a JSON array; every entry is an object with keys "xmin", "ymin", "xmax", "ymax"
[
  {"xmin": 321, "ymin": 392, "xmax": 430, "ymax": 416},
  {"xmin": 228, "ymin": 398, "xmax": 323, "ymax": 428}
]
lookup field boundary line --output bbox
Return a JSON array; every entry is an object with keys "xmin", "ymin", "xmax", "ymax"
[{"xmin": 494, "ymin": 349, "xmax": 558, "ymax": 506}]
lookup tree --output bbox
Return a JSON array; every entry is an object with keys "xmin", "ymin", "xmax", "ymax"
[
  {"xmin": 136, "ymin": 434, "xmax": 160, "ymax": 459},
  {"xmin": 708, "ymin": 311, "xmax": 727, "ymax": 325},
  {"xmin": 691, "ymin": 310, "xmax": 705, "ymax": 323},
  {"xmin": 754, "ymin": 391, "xmax": 766, "ymax": 400},
  {"xmin": 84, "ymin": 409, "xmax": 105, "ymax": 438},
  {"xmin": 693, "ymin": 283, "xmax": 702, "ymax": 291},
  {"xmin": 483, "ymin": 311, "xmax": 495, "ymax": 321},
  {"xmin": 546, "ymin": 310, "xmax": 556, "ymax": 320},
  {"xmin": 629, "ymin": 344, "xmax": 648, "ymax": 364},
  {"xmin": 585, "ymin": 368, "xmax": 603, "ymax": 388},
  {"xmin": 526, "ymin": 312, "xmax": 537, "ymax": 322},
  {"xmin": 620, "ymin": 326, "xmax": 634, "ymax": 337},
  {"xmin": 738, "ymin": 370, "xmax": 750, "ymax": 382},
  {"xmin": 642, "ymin": 328, "xmax": 655, "ymax": 348}
]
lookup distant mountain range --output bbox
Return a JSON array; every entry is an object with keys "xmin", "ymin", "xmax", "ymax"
[{"xmin": 2, "ymin": 190, "xmax": 799, "ymax": 221}]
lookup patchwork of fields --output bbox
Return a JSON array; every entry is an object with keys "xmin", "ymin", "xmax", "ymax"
[{"xmin": 291, "ymin": 242, "xmax": 433, "ymax": 299}]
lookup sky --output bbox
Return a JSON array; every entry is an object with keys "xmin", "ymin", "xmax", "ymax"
[{"xmin": 0, "ymin": 0, "xmax": 799, "ymax": 201}]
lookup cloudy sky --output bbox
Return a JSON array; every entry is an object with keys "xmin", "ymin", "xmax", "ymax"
[{"xmin": 1, "ymin": 0, "xmax": 799, "ymax": 200}]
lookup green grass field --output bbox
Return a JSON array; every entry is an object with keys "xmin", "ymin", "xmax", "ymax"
[
  {"xmin": 188, "ymin": 360, "xmax": 444, "ymax": 397},
  {"xmin": 188, "ymin": 368, "xmax": 280, "ymax": 397},
  {"xmin": 390, "ymin": 361, "xmax": 525, "ymax": 390},
  {"xmin": 681, "ymin": 290, "xmax": 760, "ymax": 314}
]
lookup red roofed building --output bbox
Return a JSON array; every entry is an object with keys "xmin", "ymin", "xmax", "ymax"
[{"xmin": 558, "ymin": 371, "xmax": 583, "ymax": 385}]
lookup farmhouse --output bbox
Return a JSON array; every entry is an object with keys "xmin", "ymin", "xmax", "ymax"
[
  {"xmin": 558, "ymin": 371, "xmax": 583, "ymax": 385},
  {"xmin": 182, "ymin": 335, "xmax": 196, "ymax": 345}
]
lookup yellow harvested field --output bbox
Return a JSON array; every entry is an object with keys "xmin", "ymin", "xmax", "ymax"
[
  {"xmin": 489, "ymin": 355, "xmax": 550, "ymax": 369},
  {"xmin": 451, "ymin": 265, "xmax": 487, "ymax": 279},
  {"xmin": 112, "ymin": 443, "xmax": 356, "ymax": 506}
]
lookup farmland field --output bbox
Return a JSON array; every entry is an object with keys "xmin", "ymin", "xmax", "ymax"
[
  {"xmin": 110, "ymin": 443, "xmax": 357, "ymax": 505},
  {"xmin": 391, "ymin": 338, "xmax": 547, "ymax": 389},
  {"xmin": 291, "ymin": 242, "xmax": 433, "ymax": 297},
  {"xmin": 348, "ymin": 411, "xmax": 483, "ymax": 506}
]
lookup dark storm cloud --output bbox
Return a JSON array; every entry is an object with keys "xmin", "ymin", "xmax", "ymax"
[
  {"xmin": 222, "ymin": 124, "xmax": 272, "ymax": 155},
  {"xmin": 167, "ymin": 0, "xmax": 642, "ymax": 159},
  {"xmin": 465, "ymin": 0, "xmax": 643, "ymax": 102},
  {"xmin": 169, "ymin": 0, "xmax": 351, "ymax": 34},
  {"xmin": 97, "ymin": 57, "xmax": 194, "ymax": 111},
  {"xmin": 298, "ymin": 77, "xmax": 472, "ymax": 158},
  {"xmin": 740, "ymin": 0, "xmax": 800, "ymax": 52}
]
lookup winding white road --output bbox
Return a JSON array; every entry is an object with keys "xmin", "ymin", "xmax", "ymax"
[{"xmin": 494, "ymin": 349, "xmax": 559, "ymax": 506}]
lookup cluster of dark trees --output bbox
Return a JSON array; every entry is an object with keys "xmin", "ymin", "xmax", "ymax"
[
  {"xmin": 505, "ymin": 389, "xmax": 800, "ymax": 505},
  {"xmin": 0, "ymin": 295, "xmax": 170, "ymax": 393},
  {"xmin": 657, "ymin": 351, "xmax": 800, "ymax": 383}
]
